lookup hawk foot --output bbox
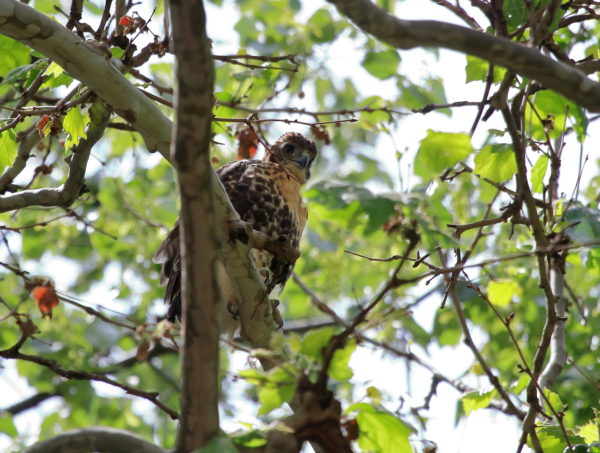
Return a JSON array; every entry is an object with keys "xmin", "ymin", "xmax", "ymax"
[
  {"xmin": 270, "ymin": 299, "xmax": 283, "ymax": 330},
  {"xmin": 227, "ymin": 297, "xmax": 240, "ymax": 320}
]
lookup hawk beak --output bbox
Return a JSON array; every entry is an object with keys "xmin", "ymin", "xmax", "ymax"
[{"xmin": 293, "ymin": 155, "xmax": 309, "ymax": 169}]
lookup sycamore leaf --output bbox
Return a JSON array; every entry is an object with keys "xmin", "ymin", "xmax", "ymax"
[
  {"xmin": 461, "ymin": 389, "xmax": 496, "ymax": 416},
  {"xmin": 577, "ymin": 421, "xmax": 600, "ymax": 444},
  {"xmin": 531, "ymin": 154, "xmax": 549, "ymax": 193},
  {"xmin": 329, "ymin": 338, "xmax": 356, "ymax": 382},
  {"xmin": 474, "ymin": 144, "xmax": 517, "ymax": 182},
  {"xmin": 0, "ymin": 131, "xmax": 17, "ymax": 173},
  {"xmin": 487, "ymin": 279, "xmax": 522, "ymax": 306},
  {"xmin": 414, "ymin": 131, "xmax": 473, "ymax": 180},
  {"xmin": 63, "ymin": 106, "xmax": 90, "ymax": 150},
  {"xmin": 349, "ymin": 403, "xmax": 413, "ymax": 453},
  {"xmin": 362, "ymin": 50, "xmax": 400, "ymax": 80},
  {"xmin": 44, "ymin": 61, "xmax": 64, "ymax": 78}
]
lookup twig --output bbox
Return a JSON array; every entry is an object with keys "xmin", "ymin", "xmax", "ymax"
[{"xmin": 0, "ymin": 343, "xmax": 178, "ymax": 419}]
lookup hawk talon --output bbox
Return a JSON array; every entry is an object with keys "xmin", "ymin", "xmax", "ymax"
[
  {"xmin": 227, "ymin": 299, "xmax": 240, "ymax": 320},
  {"xmin": 270, "ymin": 299, "xmax": 284, "ymax": 330}
]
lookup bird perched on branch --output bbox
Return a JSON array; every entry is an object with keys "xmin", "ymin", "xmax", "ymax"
[{"xmin": 153, "ymin": 132, "xmax": 318, "ymax": 323}]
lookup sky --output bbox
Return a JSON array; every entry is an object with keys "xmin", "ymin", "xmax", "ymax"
[{"xmin": 1, "ymin": 0, "xmax": 599, "ymax": 452}]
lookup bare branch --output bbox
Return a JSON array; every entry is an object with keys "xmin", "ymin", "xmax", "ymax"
[{"xmin": 1, "ymin": 392, "xmax": 61, "ymax": 415}]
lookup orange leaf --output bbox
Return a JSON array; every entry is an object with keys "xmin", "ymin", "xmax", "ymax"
[
  {"xmin": 119, "ymin": 15, "xmax": 133, "ymax": 27},
  {"xmin": 236, "ymin": 128, "xmax": 259, "ymax": 159},
  {"xmin": 36, "ymin": 115, "xmax": 50, "ymax": 137},
  {"xmin": 32, "ymin": 284, "xmax": 59, "ymax": 318}
]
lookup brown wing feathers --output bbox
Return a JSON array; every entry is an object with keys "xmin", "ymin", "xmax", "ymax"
[{"xmin": 154, "ymin": 133, "xmax": 317, "ymax": 322}]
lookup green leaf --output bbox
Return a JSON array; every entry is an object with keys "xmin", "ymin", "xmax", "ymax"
[
  {"xmin": 44, "ymin": 61, "xmax": 64, "ymax": 78},
  {"xmin": 256, "ymin": 367, "xmax": 295, "ymax": 415},
  {"xmin": 465, "ymin": 55, "xmax": 506, "ymax": 83},
  {"xmin": 350, "ymin": 403, "xmax": 413, "ymax": 453},
  {"xmin": 503, "ymin": 0, "xmax": 528, "ymax": 30},
  {"xmin": 544, "ymin": 389, "xmax": 564, "ymax": 412},
  {"xmin": 487, "ymin": 279, "xmax": 521, "ymax": 307},
  {"xmin": 461, "ymin": 389, "xmax": 496, "ymax": 416},
  {"xmin": 329, "ymin": 338, "xmax": 356, "ymax": 382},
  {"xmin": 0, "ymin": 414, "xmax": 18, "ymax": 437},
  {"xmin": 565, "ymin": 206, "xmax": 600, "ymax": 244},
  {"xmin": 0, "ymin": 35, "xmax": 31, "ymax": 78},
  {"xmin": 300, "ymin": 326, "xmax": 337, "ymax": 360},
  {"xmin": 473, "ymin": 144, "xmax": 517, "ymax": 182},
  {"xmin": 362, "ymin": 50, "xmax": 400, "ymax": 80},
  {"xmin": 531, "ymin": 154, "xmax": 549, "ymax": 193},
  {"xmin": 536, "ymin": 424, "xmax": 585, "ymax": 453},
  {"xmin": 63, "ymin": 106, "xmax": 90, "ymax": 150},
  {"xmin": 1, "ymin": 60, "xmax": 47, "ymax": 85},
  {"xmin": 232, "ymin": 430, "xmax": 267, "ymax": 447},
  {"xmin": 414, "ymin": 131, "xmax": 473, "ymax": 180},
  {"xmin": 577, "ymin": 421, "xmax": 600, "ymax": 444},
  {"xmin": 0, "ymin": 131, "xmax": 17, "ymax": 173},
  {"xmin": 307, "ymin": 9, "xmax": 336, "ymax": 43}
]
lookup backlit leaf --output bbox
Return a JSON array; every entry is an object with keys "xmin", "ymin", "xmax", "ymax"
[
  {"xmin": 461, "ymin": 390, "xmax": 496, "ymax": 416},
  {"xmin": 0, "ymin": 131, "xmax": 17, "ymax": 173},
  {"xmin": 414, "ymin": 131, "xmax": 473, "ymax": 180},
  {"xmin": 63, "ymin": 106, "xmax": 90, "ymax": 150},
  {"xmin": 487, "ymin": 279, "xmax": 521, "ymax": 306},
  {"xmin": 474, "ymin": 144, "xmax": 517, "ymax": 182},
  {"xmin": 531, "ymin": 154, "xmax": 549, "ymax": 193},
  {"xmin": 350, "ymin": 403, "xmax": 413, "ymax": 453},
  {"xmin": 362, "ymin": 50, "xmax": 400, "ymax": 80}
]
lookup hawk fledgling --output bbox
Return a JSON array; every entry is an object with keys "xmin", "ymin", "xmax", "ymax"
[{"xmin": 153, "ymin": 132, "xmax": 318, "ymax": 323}]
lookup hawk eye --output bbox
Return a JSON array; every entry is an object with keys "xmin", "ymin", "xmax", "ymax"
[{"xmin": 282, "ymin": 144, "xmax": 294, "ymax": 154}]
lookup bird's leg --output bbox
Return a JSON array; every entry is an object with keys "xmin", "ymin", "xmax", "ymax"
[
  {"xmin": 270, "ymin": 299, "xmax": 283, "ymax": 330},
  {"xmin": 227, "ymin": 296, "xmax": 240, "ymax": 320}
]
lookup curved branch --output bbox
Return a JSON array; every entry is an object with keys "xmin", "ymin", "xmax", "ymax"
[
  {"xmin": 0, "ymin": 129, "xmax": 40, "ymax": 192},
  {"xmin": 326, "ymin": 0, "xmax": 600, "ymax": 112},
  {"xmin": 0, "ymin": 102, "xmax": 110, "ymax": 213},
  {"xmin": 23, "ymin": 427, "xmax": 166, "ymax": 453}
]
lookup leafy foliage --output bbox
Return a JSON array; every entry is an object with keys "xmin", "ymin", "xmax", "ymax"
[{"xmin": 0, "ymin": 0, "xmax": 599, "ymax": 452}]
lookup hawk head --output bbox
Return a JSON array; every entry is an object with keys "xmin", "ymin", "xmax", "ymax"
[{"xmin": 265, "ymin": 132, "xmax": 318, "ymax": 184}]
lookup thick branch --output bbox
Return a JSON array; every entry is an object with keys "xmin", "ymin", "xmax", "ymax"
[
  {"xmin": 327, "ymin": 0, "xmax": 600, "ymax": 112},
  {"xmin": 23, "ymin": 427, "xmax": 166, "ymax": 453},
  {"xmin": 169, "ymin": 0, "xmax": 219, "ymax": 450}
]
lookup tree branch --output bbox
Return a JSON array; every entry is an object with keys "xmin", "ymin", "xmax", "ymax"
[
  {"xmin": 1, "ymin": 392, "xmax": 61, "ymax": 415},
  {"xmin": 0, "ymin": 101, "xmax": 110, "ymax": 213},
  {"xmin": 169, "ymin": 0, "xmax": 218, "ymax": 450},
  {"xmin": 326, "ymin": 0, "xmax": 600, "ymax": 112},
  {"xmin": 22, "ymin": 427, "xmax": 166, "ymax": 453}
]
